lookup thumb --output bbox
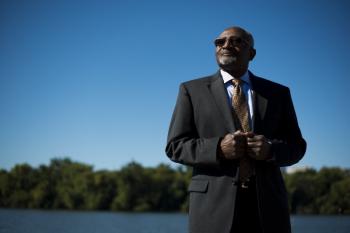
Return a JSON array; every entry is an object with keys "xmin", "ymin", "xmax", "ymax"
[{"xmin": 245, "ymin": 131, "xmax": 255, "ymax": 138}]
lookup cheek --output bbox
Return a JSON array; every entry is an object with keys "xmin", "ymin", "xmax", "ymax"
[
  {"xmin": 240, "ymin": 53, "xmax": 251, "ymax": 61},
  {"xmin": 215, "ymin": 51, "xmax": 221, "ymax": 61}
]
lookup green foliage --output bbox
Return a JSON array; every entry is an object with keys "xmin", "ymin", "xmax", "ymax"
[
  {"xmin": 0, "ymin": 158, "xmax": 191, "ymax": 212},
  {"xmin": 110, "ymin": 162, "xmax": 188, "ymax": 212},
  {"xmin": 85, "ymin": 171, "xmax": 117, "ymax": 210},
  {"xmin": 1, "ymin": 158, "xmax": 350, "ymax": 214},
  {"xmin": 284, "ymin": 167, "xmax": 350, "ymax": 214},
  {"xmin": 318, "ymin": 177, "xmax": 350, "ymax": 214},
  {"xmin": 111, "ymin": 161, "xmax": 151, "ymax": 211},
  {"xmin": 284, "ymin": 168, "xmax": 318, "ymax": 214}
]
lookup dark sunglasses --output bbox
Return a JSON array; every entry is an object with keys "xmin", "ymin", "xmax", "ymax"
[{"xmin": 214, "ymin": 37, "xmax": 249, "ymax": 47}]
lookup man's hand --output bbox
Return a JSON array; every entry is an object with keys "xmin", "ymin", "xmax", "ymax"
[
  {"xmin": 219, "ymin": 131, "xmax": 247, "ymax": 160},
  {"xmin": 246, "ymin": 132, "xmax": 272, "ymax": 160}
]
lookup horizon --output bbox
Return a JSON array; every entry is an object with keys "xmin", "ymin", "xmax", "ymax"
[{"xmin": 2, "ymin": 156, "xmax": 349, "ymax": 174}]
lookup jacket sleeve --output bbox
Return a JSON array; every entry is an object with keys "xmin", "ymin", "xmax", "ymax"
[
  {"xmin": 270, "ymin": 88, "xmax": 307, "ymax": 167},
  {"xmin": 165, "ymin": 84, "xmax": 222, "ymax": 167}
]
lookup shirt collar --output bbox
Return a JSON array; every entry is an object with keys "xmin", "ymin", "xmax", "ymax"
[{"xmin": 220, "ymin": 69, "xmax": 251, "ymax": 85}]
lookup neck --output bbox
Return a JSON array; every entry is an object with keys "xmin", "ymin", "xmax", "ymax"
[{"xmin": 222, "ymin": 68, "xmax": 247, "ymax": 79}]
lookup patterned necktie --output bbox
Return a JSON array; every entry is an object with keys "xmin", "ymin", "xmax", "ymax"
[{"xmin": 232, "ymin": 79, "xmax": 255, "ymax": 182}]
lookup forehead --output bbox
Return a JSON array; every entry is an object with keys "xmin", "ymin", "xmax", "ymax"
[{"xmin": 218, "ymin": 28, "xmax": 247, "ymax": 38}]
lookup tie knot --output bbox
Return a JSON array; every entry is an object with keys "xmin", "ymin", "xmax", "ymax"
[{"xmin": 232, "ymin": 78, "xmax": 243, "ymax": 86}]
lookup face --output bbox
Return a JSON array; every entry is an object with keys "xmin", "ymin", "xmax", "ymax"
[{"xmin": 215, "ymin": 28, "xmax": 255, "ymax": 73}]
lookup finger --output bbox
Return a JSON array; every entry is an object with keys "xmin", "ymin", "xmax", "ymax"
[
  {"xmin": 247, "ymin": 135, "xmax": 265, "ymax": 143},
  {"xmin": 245, "ymin": 131, "xmax": 255, "ymax": 138},
  {"xmin": 225, "ymin": 134, "xmax": 234, "ymax": 142},
  {"xmin": 233, "ymin": 130, "xmax": 242, "ymax": 135},
  {"xmin": 247, "ymin": 137, "xmax": 257, "ymax": 143},
  {"xmin": 222, "ymin": 134, "xmax": 234, "ymax": 143},
  {"xmin": 247, "ymin": 146, "xmax": 259, "ymax": 152},
  {"xmin": 247, "ymin": 141, "xmax": 262, "ymax": 148},
  {"xmin": 255, "ymin": 135, "xmax": 265, "ymax": 140}
]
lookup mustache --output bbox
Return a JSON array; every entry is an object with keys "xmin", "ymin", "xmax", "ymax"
[{"xmin": 220, "ymin": 49, "xmax": 238, "ymax": 56}]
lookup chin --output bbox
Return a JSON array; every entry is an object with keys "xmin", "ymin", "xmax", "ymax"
[
  {"xmin": 219, "ymin": 56, "xmax": 236, "ymax": 64},
  {"xmin": 218, "ymin": 56, "xmax": 237, "ymax": 67}
]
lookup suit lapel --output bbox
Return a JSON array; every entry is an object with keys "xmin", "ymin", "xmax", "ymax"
[
  {"xmin": 206, "ymin": 71, "xmax": 269, "ymax": 133},
  {"xmin": 207, "ymin": 72, "xmax": 236, "ymax": 133},
  {"xmin": 250, "ymin": 73, "xmax": 268, "ymax": 131}
]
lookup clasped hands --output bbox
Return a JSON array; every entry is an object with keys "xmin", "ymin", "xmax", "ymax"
[{"xmin": 219, "ymin": 131, "xmax": 272, "ymax": 161}]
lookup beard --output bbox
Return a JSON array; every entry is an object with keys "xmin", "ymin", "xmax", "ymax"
[{"xmin": 217, "ymin": 55, "xmax": 237, "ymax": 69}]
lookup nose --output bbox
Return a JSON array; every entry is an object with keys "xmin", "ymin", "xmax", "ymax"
[{"xmin": 222, "ymin": 38, "xmax": 233, "ymax": 48}]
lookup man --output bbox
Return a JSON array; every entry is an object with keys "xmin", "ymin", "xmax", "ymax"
[{"xmin": 165, "ymin": 26, "xmax": 306, "ymax": 233}]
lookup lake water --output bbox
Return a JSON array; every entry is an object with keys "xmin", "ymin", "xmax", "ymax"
[{"xmin": 0, "ymin": 209, "xmax": 350, "ymax": 233}]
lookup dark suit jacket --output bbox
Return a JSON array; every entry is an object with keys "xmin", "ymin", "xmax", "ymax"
[{"xmin": 166, "ymin": 71, "xmax": 306, "ymax": 233}]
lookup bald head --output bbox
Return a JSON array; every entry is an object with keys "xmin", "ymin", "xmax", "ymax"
[{"xmin": 220, "ymin": 26, "xmax": 255, "ymax": 48}]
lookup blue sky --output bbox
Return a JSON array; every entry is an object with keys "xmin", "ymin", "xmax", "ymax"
[{"xmin": 1, "ymin": 0, "xmax": 350, "ymax": 171}]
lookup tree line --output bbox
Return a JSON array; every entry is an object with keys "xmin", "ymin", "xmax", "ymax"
[{"xmin": 0, "ymin": 158, "xmax": 349, "ymax": 214}]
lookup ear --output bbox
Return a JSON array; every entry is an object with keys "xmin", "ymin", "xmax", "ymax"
[{"xmin": 249, "ymin": 48, "xmax": 256, "ymax": 61}]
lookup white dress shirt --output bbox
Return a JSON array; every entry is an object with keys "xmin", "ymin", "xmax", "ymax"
[{"xmin": 220, "ymin": 69, "xmax": 254, "ymax": 129}]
